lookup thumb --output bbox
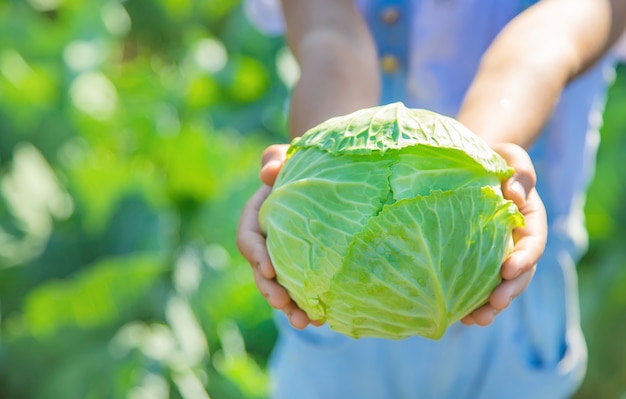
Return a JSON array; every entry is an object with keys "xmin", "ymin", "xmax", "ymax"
[{"xmin": 492, "ymin": 143, "xmax": 536, "ymax": 211}]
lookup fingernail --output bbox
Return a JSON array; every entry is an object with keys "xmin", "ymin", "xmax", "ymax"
[
  {"xmin": 508, "ymin": 180, "xmax": 527, "ymax": 204},
  {"xmin": 262, "ymin": 159, "xmax": 281, "ymax": 171}
]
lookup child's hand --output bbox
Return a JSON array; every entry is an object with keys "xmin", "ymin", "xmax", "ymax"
[
  {"xmin": 237, "ymin": 145, "xmax": 320, "ymax": 329},
  {"xmin": 461, "ymin": 143, "xmax": 548, "ymax": 326}
]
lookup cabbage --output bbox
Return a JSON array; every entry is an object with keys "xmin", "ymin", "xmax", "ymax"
[{"xmin": 259, "ymin": 102, "xmax": 524, "ymax": 340}]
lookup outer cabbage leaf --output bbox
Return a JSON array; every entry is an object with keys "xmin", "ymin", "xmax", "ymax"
[
  {"xmin": 259, "ymin": 148, "xmax": 394, "ymax": 320},
  {"xmin": 289, "ymin": 102, "xmax": 512, "ymax": 178},
  {"xmin": 391, "ymin": 145, "xmax": 504, "ymax": 200},
  {"xmin": 326, "ymin": 187, "xmax": 524, "ymax": 340}
]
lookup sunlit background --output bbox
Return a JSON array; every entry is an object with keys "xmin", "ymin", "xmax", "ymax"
[{"xmin": 0, "ymin": 1, "xmax": 623, "ymax": 398}]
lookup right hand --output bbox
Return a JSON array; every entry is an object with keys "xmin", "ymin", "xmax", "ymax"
[
  {"xmin": 236, "ymin": 144, "xmax": 320, "ymax": 329},
  {"xmin": 460, "ymin": 143, "xmax": 547, "ymax": 326}
]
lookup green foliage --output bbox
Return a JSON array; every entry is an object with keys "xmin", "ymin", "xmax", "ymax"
[
  {"xmin": 0, "ymin": 1, "xmax": 623, "ymax": 398},
  {"xmin": 0, "ymin": 1, "xmax": 285, "ymax": 398},
  {"xmin": 575, "ymin": 64, "xmax": 626, "ymax": 399}
]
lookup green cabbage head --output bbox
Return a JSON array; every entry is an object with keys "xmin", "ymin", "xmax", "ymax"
[{"xmin": 259, "ymin": 102, "xmax": 524, "ymax": 340}]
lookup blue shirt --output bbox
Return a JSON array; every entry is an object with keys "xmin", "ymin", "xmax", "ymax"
[{"xmin": 244, "ymin": 1, "xmax": 618, "ymax": 398}]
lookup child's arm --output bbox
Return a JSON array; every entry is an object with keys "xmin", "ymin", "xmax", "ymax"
[
  {"xmin": 458, "ymin": 0, "xmax": 626, "ymax": 148},
  {"xmin": 456, "ymin": 0, "xmax": 626, "ymax": 326},
  {"xmin": 280, "ymin": 0, "xmax": 380, "ymax": 138}
]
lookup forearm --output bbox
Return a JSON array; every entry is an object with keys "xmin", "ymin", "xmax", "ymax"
[
  {"xmin": 281, "ymin": 0, "xmax": 380, "ymax": 138},
  {"xmin": 457, "ymin": 0, "xmax": 626, "ymax": 149}
]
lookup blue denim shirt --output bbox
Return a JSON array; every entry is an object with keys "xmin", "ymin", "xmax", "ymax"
[{"xmin": 244, "ymin": 1, "xmax": 617, "ymax": 398}]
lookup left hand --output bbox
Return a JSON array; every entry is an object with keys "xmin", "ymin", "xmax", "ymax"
[
  {"xmin": 460, "ymin": 143, "xmax": 548, "ymax": 326},
  {"xmin": 237, "ymin": 145, "xmax": 319, "ymax": 329}
]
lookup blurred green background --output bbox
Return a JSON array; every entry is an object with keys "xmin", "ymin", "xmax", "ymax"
[{"xmin": 0, "ymin": 1, "xmax": 623, "ymax": 398}]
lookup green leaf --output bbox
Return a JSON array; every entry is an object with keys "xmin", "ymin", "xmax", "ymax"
[
  {"xmin": 326, "ymin": 187, "xmax": 523, "ymax": 340},
  {"xmin": 391, "ymin": 144, "xmax": 502, "ymax": 200},
  {"xmin": 260, "ymin": 148, "xmax": 393, "ymax": 320},
  {"xmin": 22, "ymin": 252, "xmax": 167, "ymax": 338},
  {"xmin": 289, "ymin": 102, "xmax": 512, "ymax": 179}
]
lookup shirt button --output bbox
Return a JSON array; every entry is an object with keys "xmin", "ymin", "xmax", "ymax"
[
  {"xmin": 381, "ymin": 7, "xmax": 400, "ymax": 24},
  {"xmin": 381, "ymin": 54, "xmax": 400, "ymax": 73}
]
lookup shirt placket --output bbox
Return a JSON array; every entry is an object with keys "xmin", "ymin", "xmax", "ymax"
[{"xmin": 366, "ymin": 0, "xmax": 411, "ymax": 104}]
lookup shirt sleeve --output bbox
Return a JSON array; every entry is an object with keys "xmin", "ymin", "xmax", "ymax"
[{"xmin": 244, "ymin": 0, "xmax": 286, "ymax": 36}]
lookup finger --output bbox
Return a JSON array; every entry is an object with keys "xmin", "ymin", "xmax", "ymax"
[
  {"xmin": 493, "ymin": 143, "xmax": 537, "ymax": 193},
  {"xmin": 490, "ymin": 265, "xmax": 537, "ymax": 310},
  {"xmin": 247, "ymin": 233, "xmax": 318, "ymax": 329},
  {"xmin": 496, "ymin": 142, "xmax": 537, "ymax": 213},
  {"xmin": 261, "ymin": 144, "xmax": 289, "ymax": 167},
  {"xmin": 260, "ymin": 160, "xmax": 283, "ymax": 187},
  {"xmin": 253, "ymin": 267, "xmax": 292, "ymax": 309},
  {"xmin": 460, "ymin": 305, "xmax": 496, "ymax": 326},
  {"xmin": 282, "ymin": 303, "xmax": 313, "ymax": 330},
  {"xmin": 236, "ymin": 185, "xmax": 276, "ymax": 279},
  {"xmin": 260, "ymin": 144, "xmax": 289, "ymax": 186},
  {"xmin": 254, "ymin": 272, "xmax": 320, "ymax": 329},
  {"xmin": 460, "ymin": 264, "xmax": 536, "ymax": 326},
  {"xmin": 460, "ymin": 313, "xmax": 476, "ymax": 325},
  {"xmin": 470, "ymin": 304, "xmax": 499, "ymax": 326},
  {"xmin": 501, "ymin": 188, "xmax": 546, "ymax": 280},
  {"xmin": 503, "ymin": 178, "xmax": 527, "ymax": 209}
]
